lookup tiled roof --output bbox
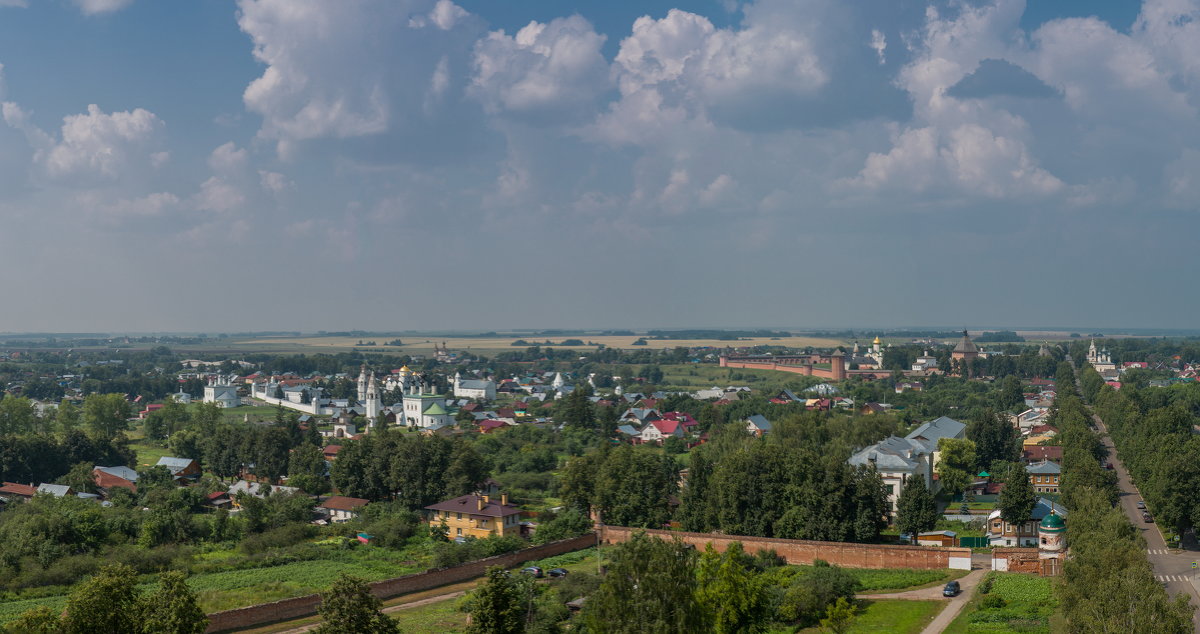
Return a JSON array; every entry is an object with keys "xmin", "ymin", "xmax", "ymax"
[
  {"xmin": 424, "ymin": 494, "xmax": 521, "ymax": 518},
  {"xmin": 318, "ymin": 496, "xmax": 370, "ymax": 512}
]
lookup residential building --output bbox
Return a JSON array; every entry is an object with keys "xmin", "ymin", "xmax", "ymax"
[
  {"xmin": 745, "ymin": 414, "xmax": 772, "ymax": 436},
  {"xmin": 156, "ymin": 456, "xmax": 201, "ymax": 479},
  {"xmin": 424, "ymin": 493, "xmax": 522, "ymax": 539},
  {"xmin": 453, "ymin": 372, "xmax": 497, "ymax": 400},
  {"xmin": 639, "ymin": 419, "xmax": 685, "ymax": 444},
  {"xmin": 317, "ymin": 496, "xmax": 370, "ymax": 523},
  {"xmin": 0, "ymin": 482, "xmax": 36, "ymax": 501},
  {"xmin": 847, "ymin": 416, "xmax": 967, "ymax": 514},
  {"xmin": 203, "ymin": 378, "xmax": 241, "ymax": 408},
  {"xmin": 987, "ymin": 498, "xmax": 1067, "ymax": 547},
  {"xmin": 37, "ymin": 483, "xmax": 72, "ymax": 498},
  {"xmin": 1028, "ymin": 460, "xmax": 1061, "ymax": 494},
  {"xmin": 93, "ymin": 466, "xmax": 138, "ymax": 494}
]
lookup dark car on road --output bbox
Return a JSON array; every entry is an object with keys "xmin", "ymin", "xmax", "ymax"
[
  {"xmin": 522, "ymin": 566, "xmax": 544, "ymax": 578},
  {"xmin": 1143, "ymin": 512, "xmax": 1154, "ymax": 523},
  {"xmin": 547, "ymin": 568, "xmax": 569, "ymax": 578},
  {"xmin": 943, "ymin": 581, "xmax": 960, "ymax": 597}
]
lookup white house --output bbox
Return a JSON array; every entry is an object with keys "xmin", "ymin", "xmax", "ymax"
[
  {"xmin": 453, "ymin": 372, "xmax": 496, "ymax": 400},
  {"xmin": 203, "ymin": 378, "xmax": 241, "ymax": 408},
  {"xmin": 847, "ymin": 416, "xmax": 967, "ymax": 514},
  {"xmin": 317, "ymin": 496, "xmax": 370, "ymax": 523}
]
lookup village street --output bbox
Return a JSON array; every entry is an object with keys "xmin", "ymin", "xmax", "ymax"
[{"xmin": 1091, "ymin": 411, "xmax": 1200, "ymax": 631}]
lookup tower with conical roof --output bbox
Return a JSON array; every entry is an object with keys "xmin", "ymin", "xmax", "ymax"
[{"xmin": 951, "ymin": 330, "xmax": 979, "ymax": 362}]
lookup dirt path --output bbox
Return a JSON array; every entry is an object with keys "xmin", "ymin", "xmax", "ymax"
[
  {"xmin": 855, "ymin": 568, "xmax": 985, "ymax": 634},
  {"xmin": 273, "ymin": 589, "xmax": 468, "ymax": 633}
]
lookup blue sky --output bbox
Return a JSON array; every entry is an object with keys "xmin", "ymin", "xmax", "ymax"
[{"xmin": 0, "ymin": 0, "xmax": 1198, "ymax": 333}]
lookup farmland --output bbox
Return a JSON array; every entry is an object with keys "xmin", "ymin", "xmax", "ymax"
[{"xmin": 203, "ymin": 333, "xmax": 846, "ymax": 355}]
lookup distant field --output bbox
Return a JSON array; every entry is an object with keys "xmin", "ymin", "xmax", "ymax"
[{"xmin": 228, "ymin": 334, "xmax": 845, "ymax": 354}]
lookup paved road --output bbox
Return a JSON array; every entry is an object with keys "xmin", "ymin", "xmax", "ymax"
[{"xmin": 1091, "ymin": 411, "xmax": 1200, "ymax": 629}]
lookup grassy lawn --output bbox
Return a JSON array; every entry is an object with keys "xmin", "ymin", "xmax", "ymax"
[
  {"xmin": 943, "ymin": 572, "xmax": 1056, "ymax": 634},
  {"xmin": 390, "ymin": 597, "xmax": 468, "ymax": 631},
  {"xmin": 791, "ymin": 599, "xmax": 944, "ymax": 634},
  {"xmin": 854, "ymin": 567, "xmax": 970, "ymax": 593},
  {"xmin": 0, "ymin": 540, "xmax": 432, "ymax": 624},
  {"xmin": 129, "ymin": 440, "xmax": 172, "ymax": 467}
]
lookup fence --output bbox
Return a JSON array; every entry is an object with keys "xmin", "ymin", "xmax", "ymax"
[
  {"xmin": 205, "ymin": 533, "xmax": 595, "ymax": 633},
  {"xmin": 598, "ymin": 526, "xmax": 972, "ymax": 571}
]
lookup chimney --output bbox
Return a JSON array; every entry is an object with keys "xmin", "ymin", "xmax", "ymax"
[
  {"xmin": 501, "ymin": 493, "xmax": 508, "ymax": 506},
  {"xmin": 477, "ymin": 496, "xmax": 485, "ymax": 511}
]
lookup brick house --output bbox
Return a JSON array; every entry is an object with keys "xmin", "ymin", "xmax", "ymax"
[
  {"xmin": 424, "ymin": 493, "xmax": 522, "ymax": 540},
  {"xmin": 1027, "ymin": 460, "xmax": 1061, "ymax": 494},
  {"xmin": 987, "ymin": 498, "xmax": 1067, "ymax": 547}
]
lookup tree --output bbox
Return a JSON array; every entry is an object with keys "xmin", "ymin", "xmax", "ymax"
[
  {"xmin": 591, "ymin": 445, "xmax": 678, "ymax": 528},
  {"xmin": 968, "ymin": 410, "xmax": 1020, "ymax": 471},
  {"xmin": 314, "ymin": 574, "xmax": 397, "ymax": 634},
  {"xmin": 62, "ymin": 564, "xmax": 143, "ymax": 634},
  {"xmin": 778, "ymin": 560, "xmax": 859, "ymax": 626},
  {"xmin": 895, "ymin": 477, "xmax": 938, "ymax": 539},
  {"xmin": 83, "ymin": 393, "xmax": 133, "ymax": 439},
  {"xmin": 935, "ymin": 438, "xmax": 977, "ymax": 499},
  {"xmin": 55, "ymin": 399, "xmax": 82, "ymax": 434},
  {"xmin": 556, "ymin": 387, "xmax": 595, "ymax": 429},
  {"xmin": 583, "ymin": 532, "xmax": 706, "ymax": 633},
  {"xmin": 998, "ymin": 375, "xmax": 1024, "ymax": 409},
  {"xmin": 0, "ymin": 395, "xmax": 37, "ymax": 435},
  {"xmin": 997, "ymin": 462, "xmax": 1036, "ymax": 527},
  {"xmin": 444, "ymin": 440, "xmax": 488, "ymax": 497},
  {"xmin": 466, "ymin": 566, "xmax": 532, "ymax": 634},
  {"xmin": 58, "ymin": 462, "xmax": 98, "ymax": 495},
  {"xmin": 2, "ymin": 605, "xmax": 62, "ymax": 633},
  {"xmin": 820, "ymin": 597, "xmax": 856, "ymax": 634},
  {"xmin": 696, "ymin": 542, "xmax": 769, "ymax": 634},
  {"xmin": 140, "ymin": 570, "xmax": 208, "ymax": 634}
]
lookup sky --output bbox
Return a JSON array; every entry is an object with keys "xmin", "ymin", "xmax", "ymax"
[{"xmin": 0, "ymin": 0, "xmax": 1198, "ymax": 333}]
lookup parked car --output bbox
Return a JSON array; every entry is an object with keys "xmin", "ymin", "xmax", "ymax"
[
  {"xmin": 1143, "ymin": 512, "xmax": 1154, "ymax": 523},
  {"xmin": 1136, "ymin": 501, "xmax": 1146, "ymax": 510},
  {"xmin": 521, "ymin": 566, "xmax": 544, "ymax": 578},
  {"xmin": 547, "ymin": 568, "xmax": 569, "ymax": 578},
  {"xmin": 943, "ymin": 581, "xmax": 960, "ymax": 597}
]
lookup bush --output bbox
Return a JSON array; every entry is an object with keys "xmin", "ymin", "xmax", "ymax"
[
  {"xmin": 981, "ymin": 595, "xmax": 1008, "ymax": 609},
  {"xmin": 240, "ymin": 524, "xmax": 316, "ymax": 555},
  {"xmin": 777, "ymin": 560, "xmax": 859, "ymax": 626},
  {"xmin": 429, "ymin": 535, "xmax": 526, "ymax": 569}
]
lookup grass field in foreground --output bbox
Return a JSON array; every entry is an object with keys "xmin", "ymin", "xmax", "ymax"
[
  {"xmin": 792, "ymin": 599, "xmax": 945, "ymax": 634},
  {"xmin": 943, "ymin": 572, "xmax": 1055, "ymax": 634}
]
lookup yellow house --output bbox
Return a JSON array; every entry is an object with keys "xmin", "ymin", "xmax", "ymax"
[
  {"xmin": 1022, "ymin": 434, "xmax": 1056, "ymax": 447},
  {"xmin": 425, "ymin": 493, "xmax": 522, "ymax": 540}
]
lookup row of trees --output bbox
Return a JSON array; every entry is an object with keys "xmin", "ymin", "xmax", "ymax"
[
  {"xmin": 1055, "ymin": 363, "xmax": 1193, "ymax": 631},
  {"xmin": 560, "ymin": 414, "xmax": 894, "ymax": 543},
  {"xmin": 465, "ymin": 533, "xmax": 860, "ymax": 633},
  {"xmin": 330, "ymin": 430, "xmax": 487, "ymax": 507}
]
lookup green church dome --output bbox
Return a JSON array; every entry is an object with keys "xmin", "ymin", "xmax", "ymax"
[{"xmin": 1040, "ymin": 511, "xmax": 1065, "ymax": 531}]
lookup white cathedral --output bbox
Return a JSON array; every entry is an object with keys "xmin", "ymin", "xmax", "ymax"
[{"xmin": 1086, "ymin": 340, "xmax": 1115, "ymax": 372}]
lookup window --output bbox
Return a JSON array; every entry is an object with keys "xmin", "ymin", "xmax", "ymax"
[
  {"xmin": 480, "ymin": 519, "xmax": 488, "ymax": 528},
  {"xmin": 456, "ymin": 528, "xmax": 462, "ymax": 536},
  {"xmin": 456, "ymin": 513, "xmax": 462, "ymax": 520}
]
